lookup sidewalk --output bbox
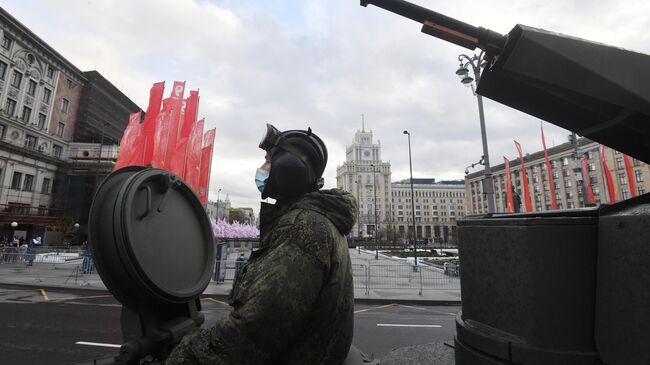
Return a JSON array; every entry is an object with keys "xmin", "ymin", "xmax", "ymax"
[{"xmin": 0, "ymin": 249, "xmax": 461, "ymax": 305}]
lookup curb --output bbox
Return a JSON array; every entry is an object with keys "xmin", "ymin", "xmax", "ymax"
[{"xmin": 1, "ymin": 282, "xmax": 462, "ymax": 306}]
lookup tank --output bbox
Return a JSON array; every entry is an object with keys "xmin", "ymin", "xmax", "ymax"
[{"xmin": 361, "ymin": 1, "xmax": 650, "ymax": 364}]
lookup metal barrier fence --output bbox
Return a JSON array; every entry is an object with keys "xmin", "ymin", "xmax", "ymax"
[
  {"xmin": 0, "ymin": 253, "xmax": 459, "ymax": 293},
  {"xmin": 215, "ymin": 259, "xmax": 460, "ymax": 294},
  {"xmin": 0, "ymin": 252, "xmax": 99, "ymax": 286},
  {"xmin": 351, "ymin": 261, "xmax": 460, "ymax": 294}
]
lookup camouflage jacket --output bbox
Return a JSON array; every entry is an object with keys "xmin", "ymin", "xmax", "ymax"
[{"xmin": 166, "ymin": 188, "xmax": 357, "ymax": 365}]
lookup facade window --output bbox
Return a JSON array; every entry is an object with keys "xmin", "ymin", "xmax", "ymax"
[
  {"xmin": 66, "ymin": 79, "xmax": 74, "ymax": 89},
  {"xmin": 562, "ymin": 157, "xmax": 569, "ymax": 166},
  {"xmin": 42, "ymin": 178, "xmax": 51, "ymax": 194},
  {"xmin": 5, "ymin": 98, "xmax": 17, "ymax": 116},
  {"xmin": 616, "ymin": 158, "xmax": 624, "ymax": 169},
  {"xmin": 38, "ymin": 113, "xmax": 46, "ymax": 129},
  {"xmin": 11, "ymin": 172, "xmax": 22, "ymax": 189},
  {"xmin": 622, "ymin": 190, "xmax": 629, "ymax": 199},
  {"xmin": 56, "ymin": 122, "xmax": 65, "ymax": 137},
  {"xmin": 23, "ymin": 174, "xmax": 34, "ymax": 191},
  {"xmin": 632, "ymin": 158, "xmax": 641, "ymax": 167},
  {"xmin": 10, "ymin": 70, "xmax": 22, "ymax": 88},
  {"xmin": 0, "ymin": 124, "xmax": 5, "ymax": 139},
  {"xmin": 21, "ymin": 106, "xmax": 31, "ymax": 123},
  {"xmin": 563, "ymin": 169, "xmax": 571, "ymax": 177},
  {"xmin": 564, "ymin": 180, "xmax": 572, "ymax": 188},
  {"xmin": 60, "ymin": 98, "xmax": 70, "ymax": 113},
  {"xmin": 589, "ymin": 175, "xmax": 598, "ymax": 184},
  {"xmin": 24, "ymin": 134, "xmax": 37, "ymax": 150},
  {"xmin": 619, "ymin": 173, "xmax": 627, "ymax": 185},
  {"xmin": 52, "ymin": 144, "xmax": 62, "ymax": 158},
  {"xmin": 588, "ymin": 163, "xmax": 596, "ymax": 171},
  {"xmin": 592, "ymin": 186, "xmax": 600, "ymax": 195},
  {"xmin": 0, "ymin": 60, "xmax": 7, "ymax": 79},
  {"xmin": 634, "ymin": 170, "xmax": 643, "ymax": 183},
  {"xmin": 27, "ymin": 79, "xmax": 37, "ymax": 96},
  {"xmin": 566, "ymin": 191, "xmax": 573, "ymax": 199},
  {"xmin": 47, "ymin": 66, "xmax": 55, "ymax": 78},
  {"xmin": 639, "ymin": 187, "xmax": 646, "ymax": 195},
  {"xmin": 42, "ymin": 88, "xmax": 52, "ymax": 104},
  {"xmin": 1, "ymin": 36, "xmax": 12, "ymax": 50}
]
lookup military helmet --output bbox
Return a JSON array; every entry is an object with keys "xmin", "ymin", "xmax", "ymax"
[{"xmin": 258, "ymin": 123, "xmax": 328, "ymax": 199}]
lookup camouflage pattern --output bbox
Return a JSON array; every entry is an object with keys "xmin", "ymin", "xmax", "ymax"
[{"xmin": 166, "ymin": 188, "xmax": 357, "ymax": 365}]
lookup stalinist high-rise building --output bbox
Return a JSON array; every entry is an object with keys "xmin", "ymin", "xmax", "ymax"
[{"xmin": 336, "ymin": 117, "xmax": 391, "ymax": 239}]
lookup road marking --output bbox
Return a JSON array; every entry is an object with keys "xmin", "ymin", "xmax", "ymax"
[
  {"xmin": 52, "ymin": 294, "xmax": 114, "ymax": 302},
  {"xmin": 39, "ymin": 289, "xmax": 49, "ymax": 301},
  {"xmin": 203, "ymin": 297, "xmax": 229, "ymax": 306},
  {"xmin": 75, "ymin": 341, "xmax": 121, "ymax": 348},
  {"xmin": 354, "ymin": 303, "xmax": 398, "ymax": 314},
  {"xmin": 377, "ymin": 324, "xmax": 442, "ymax": 328}
]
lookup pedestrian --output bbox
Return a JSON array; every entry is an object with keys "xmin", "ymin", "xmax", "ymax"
[
  {"xmin": 26, "ymin": 239, "xmax": 37, "ymax": 267},
  {"xmin": 166, "ymin": 124, "xmax": 357, "ymax": 365}
]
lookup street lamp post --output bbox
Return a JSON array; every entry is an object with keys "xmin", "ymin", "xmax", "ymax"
[
  {"xmin": 370, "ymin": 163, "xmax": 379, "ymax": 260},
  {"xmin": 95, "ymin": 122, "xmax": 109, "ymax": 194},
  {"xmin": 10, "ymin": 221, "xmax": 17, "ymax": 247},
  {"xmin": 456, "ymin": 52, "xmax": 495, "ymax": 214},
  {"xmin": 355, "ymin": 178, "xmax": 362, "ymax": 253},
  {"xmin": 403, "ymin": 130, "xmax": 418, "ymax": 269}
]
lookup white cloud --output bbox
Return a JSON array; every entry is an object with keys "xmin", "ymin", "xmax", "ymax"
[{"xmin": 3, "ymin": 0, "xmax": 649, "ymax": 214}]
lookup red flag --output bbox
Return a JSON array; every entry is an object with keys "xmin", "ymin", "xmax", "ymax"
[
  {"xmin": 168, "ymin": 90, "xmax": 199, "ymax": 176},
  {"xmin": 581, "ymin": 156, "xmax": 596, "ymax": 205},
  {"xmin": 504, "ymin": 157, "xmax": 514, "ymax": 213},
  {"xmin": 514, "ymin": 140, "xmax": 533, "ymax": 212},
  {"xmin": 541, "ymin": 125, "xmax": 557, "ymax": 210},
  {"xmin": 601, "ymin": 146, "xmax": 616, "ymax": 203},
  {"xmin": 198, "ymin": 128, "xmax": 216, "ymax": 205},
  {"xmin": 151, "ymin": 99, "xmax": 172, "ymax": 168},
  {"xmin": 141, "ymin": 82, "xmax": 165, "ymax": 166},
  {"xmin": 623, "ymin": 154, "xmax": 637, "ymax": 198},
  {"xmin": 184, "ymin": 118, "xmax": 204, "ymax": 193},
  {"xmin": 114, "ymin": 112, "xmax": 143, "ymax": 170},
  {"xmin": 163, "ymin": 81, "xmax": 186, "ymax": 171}
]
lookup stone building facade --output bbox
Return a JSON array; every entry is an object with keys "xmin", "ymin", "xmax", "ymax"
[
  {"xmin": 466, "ymin": 137, "xmax": 650, "ymax": 214},
  {"xmin": 336, "ymin": 121, "xmax": 466, "ymax": 243}
]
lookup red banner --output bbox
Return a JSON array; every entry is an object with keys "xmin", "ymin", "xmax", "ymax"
[
  {"xmin": 601, "ymin": 146, "xmax": 616, "ymax": 203},
  {"xmin": 541, "ymin": 125, "xmax": 557, "ymax": 210},
  {"xmin": 581, "ymin": 156, "xmax": 596, "ymax": 205},
  {"xmin": 151, "ymin": 99, "xmax": 172, "ymax": 168},
  {"xmin": 163, "ymin": 81, "xmax": 186, "ymax": 171},
  {"xmin": 514, "ymin": 140, "xmax": 533, "ymax": 212},
  {"xmin": 198, "ymin": 128, "xmax": 216, "ymax": 205},
  {"xmin": 504, "ymin": 157, "xmax": 514, "ymax": 213},
  {"xmin": 623, "ymin": 154, "xmax": 637, "ymax": 198},
  {"xmin": 184, "ymin": 118, "xmax": 204, "ymax": 193},
  {"xmin": 168, "ymin": 90, "xmax": 199, "ymax": 177},
  {"xmin": 141, "ymin": 82, "xmax": 165, "ymax": 166},
  {"xmin": 114, "ymin": 111, "xmax": 143, "ymax": 170}
]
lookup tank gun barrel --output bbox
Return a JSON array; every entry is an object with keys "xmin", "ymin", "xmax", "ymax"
[{"xmin": 360, "ymin": 0, "xmax": 506, "ymax": 55}]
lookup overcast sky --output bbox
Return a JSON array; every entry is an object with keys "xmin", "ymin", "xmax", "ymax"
[{"xmin": 4, "ymin": 0, "xmax": 650, "ymax": 213}]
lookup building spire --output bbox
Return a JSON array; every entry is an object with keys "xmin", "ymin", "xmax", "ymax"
[{"xmin": 361, "ymin": 113, "xmax": 365, "ymax": 132}]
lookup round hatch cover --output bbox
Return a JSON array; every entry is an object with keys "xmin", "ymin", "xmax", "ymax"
[{"xmin": 89, "ymin": 167, "xmax": 214, "ymax": 306}]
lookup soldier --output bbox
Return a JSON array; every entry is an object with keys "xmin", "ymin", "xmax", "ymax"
[{"xmin": 166, "ymin": 124, "xmax": 357, "ymax": 365}]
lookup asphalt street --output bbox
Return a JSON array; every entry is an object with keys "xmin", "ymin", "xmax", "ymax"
[{"xmin": 0, "ymin": 286, "xmax": 459, "ymax": 364}]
